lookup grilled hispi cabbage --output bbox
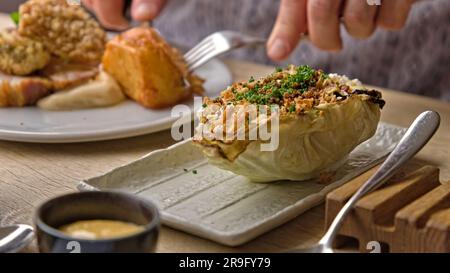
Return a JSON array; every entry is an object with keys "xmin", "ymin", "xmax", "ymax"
[{"xmin": 194, "ymin": 65, "xmax": 384, "ymax": 182}]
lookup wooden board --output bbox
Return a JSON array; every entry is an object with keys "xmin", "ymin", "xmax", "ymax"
[{"xmin": 325, "ymin": 163, "xmax": 450, "ymax": 252}]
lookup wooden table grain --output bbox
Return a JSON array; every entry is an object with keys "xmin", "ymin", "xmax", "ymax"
[{"xmin": 0, "ymin": 14, "xmax": 449, "ymax": 253}]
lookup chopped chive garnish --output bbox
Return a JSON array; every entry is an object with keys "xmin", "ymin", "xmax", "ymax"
[
  {"xmin": 234, "ymin": 65, "xmax": 316, "ymax": 105},
  {"xmin": 289, "ymin": 104, "xmax": 296, "ymax": 113},
  {"xmin": 10, "ymin": 12, "xmax": 19, "ymax": 25}
]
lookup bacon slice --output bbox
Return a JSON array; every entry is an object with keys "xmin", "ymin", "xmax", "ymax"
[
  {"xmin": 39, "ymin": 60, "xmax": 99, "ymax": 90},
  {"xmin": 0, "ymin": 73, "xmax": 51, "ymax": 107},
  {"xmin": 0, "ymin": 61, "xmax": 99, "ymax": 107}
]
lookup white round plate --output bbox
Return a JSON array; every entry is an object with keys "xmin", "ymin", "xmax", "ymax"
[{"xmin": 0, "ymin": 59, "xmax": 232, "ymax": 143}]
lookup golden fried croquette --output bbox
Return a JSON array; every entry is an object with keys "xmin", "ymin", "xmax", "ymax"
[
  {"xmin": 0, "ymin": 29, "xmax": 50, "ymax": 76},
  {"xmin": 19, "ymin": 0, "xmax": 106, "ymax": 64}
]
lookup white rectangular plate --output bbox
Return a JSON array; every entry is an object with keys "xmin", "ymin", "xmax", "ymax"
[{"xmin": 79, "ymin": 122, "xmax": 406, "ymax": 246}]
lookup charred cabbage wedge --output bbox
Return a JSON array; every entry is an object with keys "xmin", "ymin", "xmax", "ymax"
[{"xmin": 194, "ymin": 65, "xmax": 385, "ymax": 182}]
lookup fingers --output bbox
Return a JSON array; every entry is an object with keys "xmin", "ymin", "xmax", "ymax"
[
  {"xmin": 267, "ymin": 0, "xmax": 307, "ymax": 61},
  {"xmin": 377, "ymin": 0, "xmax": 414, "ymax": 30},
  {"xmin": 269, "ymin": 0, "xmax": 414, "ymax": 56},
  {"xmin": 307, "ymin": 0, "xmax": 343, "ymax": 51},
  {"xmin": 92, "ymin": 0, "xmax": 129, "ymax": 30},
  {"xmin": 131, "ymin": 0, "xmax": 167, "ymax": 21},
  {"xmin": 343, "ymin": 0, "xmax": 378, "ymax": 38}
]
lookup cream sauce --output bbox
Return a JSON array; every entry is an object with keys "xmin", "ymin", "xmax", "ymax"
[
  {"xmin": 38, "ymin": 71, "xmax": 125, "ymax": 111},
  {"xmin": 59, "ymin": 219, "xmax": 145, "ymax": 240}
]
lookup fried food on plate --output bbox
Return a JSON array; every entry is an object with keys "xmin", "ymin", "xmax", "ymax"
[
  {"xmin": 0, "ymin": 0, "xmax": 115, "ymax": 108},
  {"xmin": 38, "ymin": 59, "xmax": 99, "ymax": 90},
  {"xmin": 19, "ymin": 0, "xmax": 106, "ymax": 64},
  {"xmin": 0, "ymin": 29, "xmax": 50, "ymax": 76},
  {"xmin": 102, "ymin": 27, "xmax": 204, "ymax": 108},
  {"xmin": 0, "ymin": 60, "xmax": 99, "ymax": 107},
  {"xmin": 194, "ymin": 65, "xmax": 385, "ymax": 182},
  {"xmin": 0, "ymin": 73, "xmax": 51, "ymax": 107}
]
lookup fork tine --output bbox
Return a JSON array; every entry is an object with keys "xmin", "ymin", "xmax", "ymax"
[
  {"xmin": 185, "ymin": 31, "xmax": 268, "ymax": 71},
  {"xmin": 185, "ymin": 45, "xmax": 217, "ymax": 67},
  {"xmin": 187, "ymin": 46, "xmax": 227, "ymax": 71},
  {"xmin": 187, "ymin": 53, "xmax": 216, "ymax": 71},
  {"xmin": 184, "ymin": 36, "xmax": 214, "ymax": 59},
  {"xmin": 184, "ymin": 41, "xmax": 216, "ymax": 64}
]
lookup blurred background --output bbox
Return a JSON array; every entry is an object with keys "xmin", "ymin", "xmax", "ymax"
[{"xmin": 1, "ymin": 0, "xmax": 449, "ymax": 101}]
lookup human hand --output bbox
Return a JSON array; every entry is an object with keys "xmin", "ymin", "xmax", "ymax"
[
  {"xmin": 267, "ymin": 0, "xmax": 415, "ymax": 60},
  {"xmin": 82, "ymin": 0, "xmax": 166, "ymax": 30}
]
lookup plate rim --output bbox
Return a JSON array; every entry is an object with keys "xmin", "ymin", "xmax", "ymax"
[{"xmin": 0, "ymin": 58, "xmax": 232, "ymax": 143}]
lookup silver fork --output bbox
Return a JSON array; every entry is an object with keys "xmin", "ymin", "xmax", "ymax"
[{"xmin": 184, "ymin": 30, "xmax": 266, "ymax": 72}]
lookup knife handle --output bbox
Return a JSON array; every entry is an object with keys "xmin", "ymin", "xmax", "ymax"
[{"xmin": 123, "ymin": 0, "xmax": 132, "ymax": 21}]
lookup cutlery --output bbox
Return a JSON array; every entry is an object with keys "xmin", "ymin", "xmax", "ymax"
[
  {"xmin": 85, "ymin": 0, "xmax": 149, "ymax": 32},
  {"xmin": 0, "ymin": 224, "xmax": 34, "ymax": 253},
  {"xmin": 288, "ymin": 110, "xmax": 440, "ymax": 253},
  {"xmin": 89, "ymin": 0, "xmax": 287, "ymax": 72},
  {"xmin": 184, "ymin": 31, "xmax": 311, "ymax": 71},
  {"xmin": 184, "ymin": 30, "xmax": 267, "ymax": 71},
  {"xmin": 85, "ymin": 1, "xmax": 289, "ymax": 72}
]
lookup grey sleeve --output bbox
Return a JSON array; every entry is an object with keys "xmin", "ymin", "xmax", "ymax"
[{"xmin": 0, "ymin": 0, "xmax": 26, "ymax": 13}]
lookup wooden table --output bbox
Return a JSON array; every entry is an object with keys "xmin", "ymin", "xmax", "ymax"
[{"xmin": 1, "ymin": 14, "xmax": 449, "ymax": 253}]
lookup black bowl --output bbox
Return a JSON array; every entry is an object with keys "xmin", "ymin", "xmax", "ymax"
[{"xmin": 34, "ymin": 191, "xmax": 160, "ymax": 253}]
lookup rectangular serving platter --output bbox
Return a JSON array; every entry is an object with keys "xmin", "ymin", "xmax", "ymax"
[{"xmin": 78, "ymin": 122, "xmax": 406, "ymax": 246}]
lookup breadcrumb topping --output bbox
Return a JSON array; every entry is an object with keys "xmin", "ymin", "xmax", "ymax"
[
  {"xmin": 203, "ymin": 65, "xmax": 384, "ymax": 116},
  {"xmin": 19, "ymin": 0, "xmax": 106, "ymax": 64},
  {"xmin": 0, "ymin": 29, "xmax": 50, "ymax": 75}
]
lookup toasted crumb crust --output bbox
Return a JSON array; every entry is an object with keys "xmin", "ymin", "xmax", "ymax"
[
  {"xmin": 103, "ymin": 27, "xmax": 204, "ymax": 108},
  {"xmin": 0, "ymin": 29, "xmax": 50, "ymax": 75},
  {"xmin": 118, "ymin": 27, "xmax": 204, "ymax": 95},
  {"xmin": 195, "ymin": 65, "xmax": 384, "ymax": 147},
  {"xmin": 19, "ymin": 0, "xmax": 106, "ymax": 64},
  {"xmin": 204, "ymin": 65, "xmax": 384, "ymax": 116}
]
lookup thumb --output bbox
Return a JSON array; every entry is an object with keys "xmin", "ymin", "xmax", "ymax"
[
  {"xmin": 267, "ymin": 0, "xmax": 307, "ymax": 61},
  {"xmin": 131, "ymin": 0, "xmax": 167, "ymax": 21}
]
